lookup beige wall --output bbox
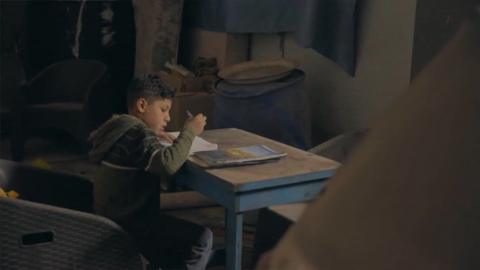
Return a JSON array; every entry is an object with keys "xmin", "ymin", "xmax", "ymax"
[{"xmin": 251, "ymin": 0, "xmax": 417, "ymax": 144}]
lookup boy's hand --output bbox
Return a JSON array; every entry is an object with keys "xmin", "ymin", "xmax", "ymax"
[{"xmin": 184, "ymin": 113, "xmax": 207, "ymax": 136}]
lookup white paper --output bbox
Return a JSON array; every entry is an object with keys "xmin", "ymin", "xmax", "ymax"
[{"xmin": 160, "ymin": 132, "xmax": 218, "ymax": 155}]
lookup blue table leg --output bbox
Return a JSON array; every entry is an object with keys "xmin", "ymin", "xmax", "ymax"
[{"xmin": 226, "ymin": 209, "xmax": 243, "ymax": 270}]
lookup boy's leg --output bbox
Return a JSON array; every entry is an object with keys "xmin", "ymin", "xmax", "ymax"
[{"xmin": 135, "ymin": 213, "xmax": 213, "ymax": 270}]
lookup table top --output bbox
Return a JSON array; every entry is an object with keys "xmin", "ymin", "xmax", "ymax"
[{"xmin": 187, "ymin": 128, "xmax": 340, "ymax": 192}]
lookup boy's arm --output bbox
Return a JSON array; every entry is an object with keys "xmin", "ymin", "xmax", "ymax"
[{"xmin": 145, "ymin": 127, "xmax": 195, "ymax": 176}]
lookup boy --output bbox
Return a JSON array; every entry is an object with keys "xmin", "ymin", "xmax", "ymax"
[{"xmin": 89, "ymin": 74, "xmax": 212, "ymax": 270}]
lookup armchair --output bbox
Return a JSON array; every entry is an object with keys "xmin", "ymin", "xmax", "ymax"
[
  {"xmin": 10, "ymin": 59, "xmax": 108, "ymax": 161},
  {"xmin": 0, "ymin": 159, "xmax": 144, "ymax": 269},
  {"xmin": 0, "ymin": 198, "xmax": 144, "ymax": 270}
]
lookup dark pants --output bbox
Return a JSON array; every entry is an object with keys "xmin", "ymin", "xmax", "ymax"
[{"xmin": 124, "ymin": 213, "xmax": 213, "ymax": 270}]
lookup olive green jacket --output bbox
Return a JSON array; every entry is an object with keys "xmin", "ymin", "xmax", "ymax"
[{"xmin": 88, "ymin": 114, "xmax": 194, "ymax": 228}]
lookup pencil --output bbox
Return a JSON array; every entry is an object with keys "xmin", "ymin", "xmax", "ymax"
[{"xmin": 186, "ymin": 110, "xmax": 193, "ymax": 119}]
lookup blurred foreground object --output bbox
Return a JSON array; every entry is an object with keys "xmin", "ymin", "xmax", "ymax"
[{"xmin": 258, "ymin": 9, "xmax": 480, "ymax": 270}]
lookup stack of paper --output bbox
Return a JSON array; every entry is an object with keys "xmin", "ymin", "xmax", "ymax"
[{"xmin": 160, "ymin": 132, "xmax": 218, "ymax": 155}]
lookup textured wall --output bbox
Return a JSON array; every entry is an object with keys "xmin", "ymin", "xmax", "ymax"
[
  {"xmin": 0, "ymin": 1, "xmax": 26, "ymax": 114},
  {"xmin": 134, "ymin": 0, "xmax": 184, "ymax": 75}
]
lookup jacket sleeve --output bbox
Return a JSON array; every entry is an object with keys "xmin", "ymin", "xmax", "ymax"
[{"xmin": 145, "ymin": 127, "xmax": 195, "ymax": 176}]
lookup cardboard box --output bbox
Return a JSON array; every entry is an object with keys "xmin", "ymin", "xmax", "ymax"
[
  {"xmin": 180, "ymin": 27, "xmax": 249, "ymax": 69},
  {"xmin": 167, "ymin": 92, "xmax": 215, "ymax": 131},
  {"xmin": 159, "ymin": 71, "xmax": 205, "ymax": 93}
]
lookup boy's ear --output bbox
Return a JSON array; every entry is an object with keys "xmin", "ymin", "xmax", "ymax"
[{"xmin": 135, "ymin": 98, "xmax": 148, "ymax": 113}]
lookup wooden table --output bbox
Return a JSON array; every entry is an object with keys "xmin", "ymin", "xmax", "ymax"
[{"xmin": 176, "ymin": 128, "xmax": 339, "ymax": 270}]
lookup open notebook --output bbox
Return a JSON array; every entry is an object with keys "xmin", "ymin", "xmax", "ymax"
[{"xmin": 160, "ymin": 132, "xmax": 218, "ymax": 155}]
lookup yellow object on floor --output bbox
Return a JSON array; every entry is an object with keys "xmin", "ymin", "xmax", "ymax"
[
  {"xmin": 31, "ymin": 158, "xmax": 52, "ymax": 170},
  {"xmin": 0, "ymin": 188, "xmax": 20, "ymax": 198}
]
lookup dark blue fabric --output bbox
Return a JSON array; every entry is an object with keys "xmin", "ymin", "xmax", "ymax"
[
  {"xmin": 184, "ymin": 0, "xmax": 299, "ymax": 33},
  {"xmin": 184, "ymin": 0, "xmax": 357, "ymax": 75},
  {"xmin": 214, "ymin": 70, "xmax": 311, "ymax": 149},
  {"xmin": 294, "ymin": 0, "xmax": 357, "ymax": 75}
]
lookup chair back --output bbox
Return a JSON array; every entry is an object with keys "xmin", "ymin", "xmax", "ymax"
[
  {"xmin": 0, "ymin": 198, "xmax": 144, "ymax": 270},
  {"xmin": 27, "ymin": 59, "xmax": 107, "ymax": 104}
]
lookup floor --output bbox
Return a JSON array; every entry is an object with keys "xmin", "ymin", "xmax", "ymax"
[{"xmin": 0, "ymin": 133, "xmax": 259, "ymax": 269}]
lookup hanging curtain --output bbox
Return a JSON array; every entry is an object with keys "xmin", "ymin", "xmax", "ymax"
[{"xmin": 183, "ymin": 0, "xmax": 358, "ymax": 75}]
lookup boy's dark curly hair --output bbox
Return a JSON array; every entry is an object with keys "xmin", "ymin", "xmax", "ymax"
[{"xmin": 126, "ymin": 74, "xmax": 175, "ymax": 108}]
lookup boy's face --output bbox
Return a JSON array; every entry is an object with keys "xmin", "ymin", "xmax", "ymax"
[{"xmin": 137, "ymin": 98, "xmax": 172, "ymax": 135}]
